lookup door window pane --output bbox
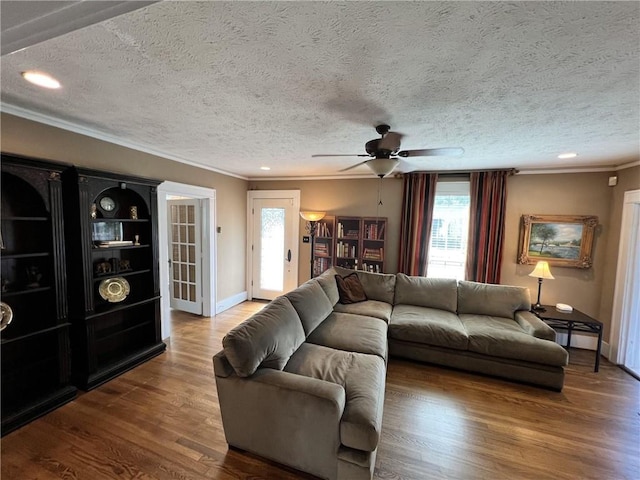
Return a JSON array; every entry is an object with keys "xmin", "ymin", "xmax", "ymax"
[{"xmin": 260, "ymin": 208, "xmax": 285, "ymax": 291}]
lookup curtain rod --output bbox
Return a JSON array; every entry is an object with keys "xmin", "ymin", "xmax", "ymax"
[{"xmin": 394, "ymin": 168, "xmax": 518, "ymax": 178}]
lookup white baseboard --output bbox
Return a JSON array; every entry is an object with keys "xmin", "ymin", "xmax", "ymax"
[
  {"xmin": 216, "ymin": 291, "xmax": 248, "ymax": 314},
  {"xmin": 555, "ymin": 332, "xmax": 610, "ymax": 358}
]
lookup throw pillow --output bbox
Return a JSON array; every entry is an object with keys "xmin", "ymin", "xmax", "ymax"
[{"xmin": 335, "ymin": 273, "xmax": 367, "ymax": 304}]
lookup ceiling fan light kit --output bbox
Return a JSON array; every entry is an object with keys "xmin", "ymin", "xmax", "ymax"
[
  {"xmin": 314, "ymin": 124, "xmax": 464, "ymax": 177},
  {"xmin": 367, "ymin": 158, "xmax": 398, "ymax": 178}
]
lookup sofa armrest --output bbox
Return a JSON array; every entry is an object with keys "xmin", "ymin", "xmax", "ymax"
[
  {"xmin": 215, "ymin": 367, "xmax": 346, "ymax": 479},
  {"xmin": 515, "ymin": 310, "xmax": 556, "ymax": 341}
]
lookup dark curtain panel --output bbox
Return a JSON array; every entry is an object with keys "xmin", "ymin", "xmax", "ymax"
[
  {"xmin": 397, "ymin": 173, "xmax": 438, "ymax": 276},
  {"xmin": 465, "ymin": 170, "xmax": 509, "ymax": 283}
]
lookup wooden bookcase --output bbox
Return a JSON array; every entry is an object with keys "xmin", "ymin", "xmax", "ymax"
[
  {"xmin": 312, "ymin": 215, "xmax": 335, "ymax": 277},
  {"xmin": 1, "ymin": 154, "xmax": 77, "ymax": 435},
  {"xmin": 361, "ymin": 217, "xmax": 386, "ymax": 273},
  {"xmin": 62, "ymin": 167, "xmax": 166, "ymax": 390},
  {"xmin": 335, "ymin": 216, "xmax": 387, "ymax": 273}
]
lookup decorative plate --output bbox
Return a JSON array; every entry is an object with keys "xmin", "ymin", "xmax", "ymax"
[
  {"xmin": 0, "ymin": 302, "xmax": 14, "ymax": 331},
  {"xmin": 98, "ymin": 277, "xmax": 130, "ymax": 303}
]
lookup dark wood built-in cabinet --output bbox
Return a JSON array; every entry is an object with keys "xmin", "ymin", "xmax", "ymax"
[
  {"xmin": 1, "ymin": 155, "xmax": 77, "ymax": 435},
  {"xmin": 63, "ymin": 167, "xmax": 166, "ymax": 390}
]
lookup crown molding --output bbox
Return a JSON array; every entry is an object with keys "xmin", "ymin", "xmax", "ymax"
[
  {"xmin": 518, "ymin": 165, "xmax": 620, "ymax": 175},
  {"xmin": 0, "ymin": 103, "xmax": 248, "ymax": 180},
  {"xmin": 616, "ymin": 160, "xmax": 640, "ymax": 170}
]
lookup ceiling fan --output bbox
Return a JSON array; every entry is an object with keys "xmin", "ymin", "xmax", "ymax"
[{"xmin": 312, "ymin": 124, "xmax": 464, "ymax": 177}]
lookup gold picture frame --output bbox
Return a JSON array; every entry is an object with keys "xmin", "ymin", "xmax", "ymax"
[{"xmin": 518, "ymin": 214, "xmax": 598, "ymax": 268}]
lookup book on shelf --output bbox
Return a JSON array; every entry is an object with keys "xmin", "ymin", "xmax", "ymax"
[
  {"xmin": 318, "ymin": 222, "xmax": 332, "ymax": 238},
  {"xmin": 336, "ymin": 241, "xmax": 357, "ymax": 258},
  {"xmin": 314, "ymin": 257, "xmax": 332, "ymax": 276},
  {"xmin": 314, "ymin": 243, "xmax": 329, "ymax": 256},
  {"xmin": 362, "ymin": 247, "xmax": 383, "ymax": 261},
  {"xmin": 365, "ymin": 222, "xmax": 385, "ymax": 240},
  {"xmin": 337, "ymin": 222, "xmax": 359, "ymax": 239}
]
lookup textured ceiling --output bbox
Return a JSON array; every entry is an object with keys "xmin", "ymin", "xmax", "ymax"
[{"xmin": 1, "ymin": 1, "xmax": 639, "ymax": 179}]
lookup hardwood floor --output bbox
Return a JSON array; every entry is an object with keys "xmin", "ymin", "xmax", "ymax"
[{"xmin": 2, "ymin": 301, "xmax": 638, "ymax": 480}]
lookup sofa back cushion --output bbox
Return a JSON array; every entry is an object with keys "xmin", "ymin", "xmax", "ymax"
[
  {"xmin": 315, "ymin": 267, "xmax": 340, "ymax": 305},
  {"xmin": 286, "ymin": 280, "xmax": 334, "ymax": 335},
  {"xmin": 335, "ymin": 266, "xmax": 396, "ymax": 304},
  {"xmin": 457, "ymin": 281, "xmax": 531, "ymax": 318},
  {"xmin": 222, "ymin": 296, "xmax": 305, "ymax": 377},
  {"xmin": 394, "ymin": 273, "xmax": 458, "ymax": 313}
]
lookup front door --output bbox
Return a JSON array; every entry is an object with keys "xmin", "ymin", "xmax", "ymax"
[
  {"xmin": 249, "ymin": 193, "xmax": 299, "ymax": 300},
  {"xmin": 168, "ymin": 199, "xmax": 203, "ymax": 314}
]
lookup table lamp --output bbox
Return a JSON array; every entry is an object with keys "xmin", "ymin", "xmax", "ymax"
[{"xmin": 529, "ymin": 260, "xmax": 554, "ymax": 311}]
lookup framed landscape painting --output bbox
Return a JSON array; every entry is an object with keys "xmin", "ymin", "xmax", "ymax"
[{"xmin": 518, "ymin": 214, "xmax": 598, "ymax": 268}]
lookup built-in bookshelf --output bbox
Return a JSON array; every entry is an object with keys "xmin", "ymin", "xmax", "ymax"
[
  {"xmin": 312, "ymin": 215, "xmax": 335, "ymax": 277},
  {"xmin": 1, "ymin": 154, "xmax": 77, "ymax": 435},
  {"xmin": 335, "ymin": 216, "xmax": 387, "ymax": 273}
]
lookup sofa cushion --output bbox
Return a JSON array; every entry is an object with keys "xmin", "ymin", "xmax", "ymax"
[
  {"xmin": 284, "ymin": 343, "xmax": 386, "ymax": 452},
  {"xmin": 286, "ymin": 280, "xmax": 334, "ymax": 335},
  {"xmin": 222, "ymin": 296, "xmax": 305, "ymax": 377},
  {"xmin": 333, "ymin": 300, "xmax": 393, "ymax": 323},
  {"xmin": 459, "ymin": 313, "xmax": 568, "ymax": 366},
  {"xmin": 389, "ymin": 304, "xmax": 469, "ymax": 350},
  {"xmin": 335, "ymin": 273, "xmax": 367, "ymax": 304},
  {"xmin": 306, "ymin": 312, "xmax": 388, "ymax": 360},
  {"xmin": 315, "ymin": 267, "xmax": 340, "ymax": 305},
  {"xmin": 457, "ymin": 281, "xmax": 531, "ymax": 319},
  {"xmin": 335, "ymin": 266, "xmax": 396, "ymax": 304},
  {"xmin": 394, "ymin": 273, "xmax": 458, "ymax": 313}
]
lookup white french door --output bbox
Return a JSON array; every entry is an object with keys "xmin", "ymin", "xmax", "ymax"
[
  {"xmin": 168, "ymin": 199, "xmax": 203, "ymax": 314},
  {"xmin": 248, "ymin": 191, "xmax": 300, "ymax": 300}
]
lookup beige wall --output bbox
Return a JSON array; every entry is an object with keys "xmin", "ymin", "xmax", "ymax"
[
  {"xmin": 502, "ymin": 172, "xmax": 613, "ymax": 335},
  {"xmin": 1, "ymin": 113, "xmax": 248, "ymax": 302},
  {"xmin": 502, "ymin": 167, "xmax": 639, "ymax": 342},
  {"xmin": 249, "ymin": 177, "xmax": 404, "ymax": 283}
]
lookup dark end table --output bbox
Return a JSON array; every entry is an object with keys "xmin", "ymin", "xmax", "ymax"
[{"xmin": 532, "ymin": 305, "xmax": 603, "ymax": 372}]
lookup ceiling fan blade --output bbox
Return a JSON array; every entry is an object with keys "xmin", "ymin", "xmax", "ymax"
[
  {"xmin": 398, "ymin": 147, "xmax": 465, "ymax": 157},
  {"xmin": 311, "ymin": 154, "xmax": 371, "ymax": 158},
  {"xmin": 378, "ymin": 132, "xmax": 403, "ymax": 152},
  {"xmin": 339, "ymin": 160, "xmax": 369, "ymax": 172}
]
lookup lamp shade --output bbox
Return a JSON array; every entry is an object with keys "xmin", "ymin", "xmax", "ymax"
[
  {"xmin": 300, "ymin": 211, "xmax": 326, "ymax": 222},
  {"xmin": 366, "ymin": 158, "xmax": 398, "ymax": 178},
  {"xmin": 528, "ymin": 261, "xmax": 555, "ymax": 280}
]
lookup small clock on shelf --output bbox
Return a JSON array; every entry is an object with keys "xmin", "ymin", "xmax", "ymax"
[{"xmin": 98, "ymin": 196, "xmax": 117, "ymax": 217}]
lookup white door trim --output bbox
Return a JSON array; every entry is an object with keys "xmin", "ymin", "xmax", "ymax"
[
  {"xmin": 247, "ymin": 190, "xmax": 300, "ymax": 300},
  {"xmin": 610, "ymin": 188, "xmax": 640, "ymax": 363},
  {"xmin": 158, "ymin": 181, "xmax": 217, "ymax": 339}
]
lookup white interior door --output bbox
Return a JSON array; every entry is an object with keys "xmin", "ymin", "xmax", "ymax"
[
  {"xmin": 168, "ymin": 199, "xmax": 202, "ymax": 314},
  {"xmin": 249, "ymin": 193, "xmax": 299, "ymax": 300}
]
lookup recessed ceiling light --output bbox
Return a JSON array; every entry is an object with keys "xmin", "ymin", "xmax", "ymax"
[
  {"xmin": 21, "ymin": 70, "xmax": 61, "ymax": 89},
  {"xmin": 558, "ymin": 152, "xmax": 578, "ymax": 159},
  {"xmin": 260, "ymin": 166, "xmax": 271, "ymax": 171}
]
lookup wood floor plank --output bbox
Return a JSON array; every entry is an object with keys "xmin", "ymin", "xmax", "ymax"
[{"xmin": 2, "ymin": 302, "xmax": 638, "ymax": 480}]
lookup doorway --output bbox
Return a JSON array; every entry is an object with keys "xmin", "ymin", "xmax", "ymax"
[
  {"xmin": 247, "ymin": 190, "xmax": 300, "ymax": 300},
  {"xmin": 610, "ymin": 189, "xmax": 640, "ymax": 378},
  {"xmin": 158, "ymin": 182, "xmax": 216, "ymax": 339}
]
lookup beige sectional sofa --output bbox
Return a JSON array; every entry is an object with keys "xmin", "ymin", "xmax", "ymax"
[{"xmin": 213, "ymin": 266, "xmax": 568, "ymax": 480}]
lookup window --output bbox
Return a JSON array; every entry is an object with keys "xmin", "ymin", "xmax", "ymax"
[{"xmin": 427, "ymin": 181, "xmax": 470, "ymax": 280}]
